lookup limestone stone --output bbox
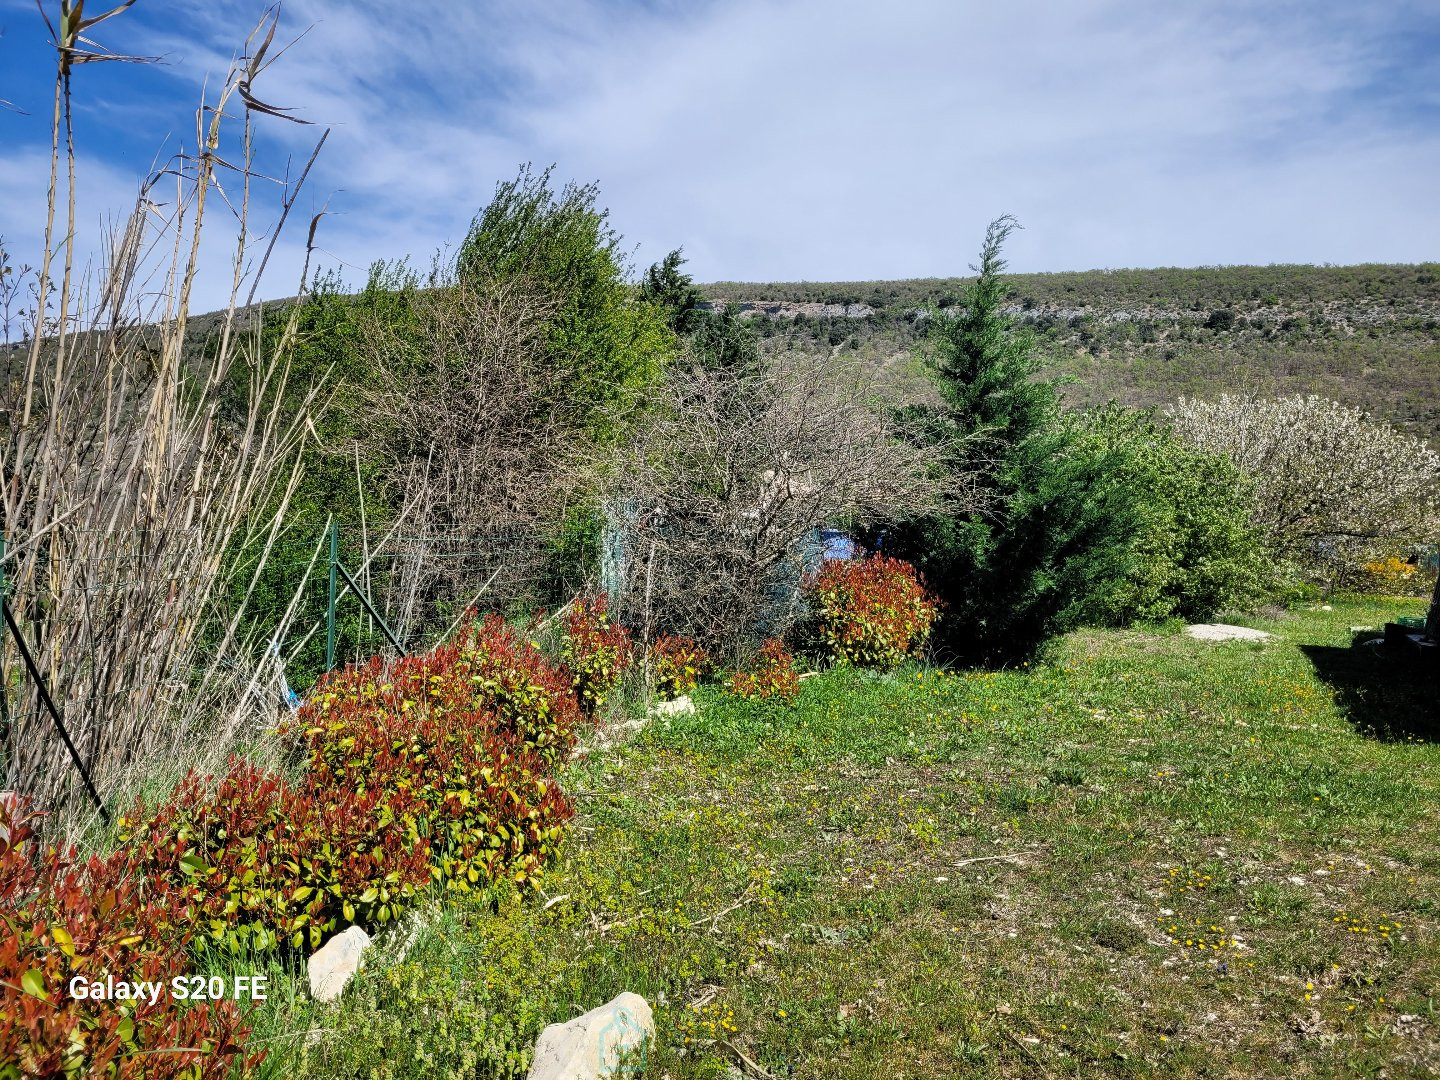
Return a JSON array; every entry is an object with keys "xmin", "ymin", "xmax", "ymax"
[
  {"xmin": 526, "ymin": 992, "xmax": 654, "ymax": 1080},
  {"xmin": 308, "ymin": 925, "xmax": 370, "ymax": 1003},
  {"xmin": 1185, "ymin": 623, "xmax": 1272, "ymax": 642},
  {"xmin": 650, "ymin": 694, "xmax": 695, "ymax": 718}
]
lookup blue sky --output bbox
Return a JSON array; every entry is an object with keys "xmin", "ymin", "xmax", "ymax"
[{"xmin": 2, "ymin": 0, "xmax": 1438, "ymax": 316}]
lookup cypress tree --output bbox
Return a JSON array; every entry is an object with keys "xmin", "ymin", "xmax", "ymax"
[{"xmin": 881, "ymin": 217, "xmax": 1144, "ymax": 661}]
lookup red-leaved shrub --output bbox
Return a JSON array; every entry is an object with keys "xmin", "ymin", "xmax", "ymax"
[
  {"xmin": 298, "ymin": 613, "xmax": 577, "ymax": 893},
  {"xmin": 727, "ymin": 638, "xmax": 800, "ymax": 704},
  {"xmin": 1, "ymin": 804, "xmax": 258, "ymax": 1077},
  {"xmin": 5, "ymin": 613, "xmax": 584, "ymax": 1070},
  {"xmin": 561, "ymin": 593, "xmax": 634, "ymax": 714},
  {"xmin": 652, "ymin": 633, "xmax": 710, "ymax": 700},
  {"xmin": 123, "ymin": 613, "xmax": 579, "ymax": 961},
  {"xmin": 805, "ymin": 555, "xmax": 937, "ymax": 669},
  {"xmin": 122, "ymin": 759, "xmax": 434, "ymax": 953}
]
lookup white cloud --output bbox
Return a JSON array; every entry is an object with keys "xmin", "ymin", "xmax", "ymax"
[
  {"xmin": 0, "ymin": 146, "xmax": 154, "ymax": 336},
  {"xmin": 4, "ymin": 0, "xmax": 1437, "ymax": 316}
]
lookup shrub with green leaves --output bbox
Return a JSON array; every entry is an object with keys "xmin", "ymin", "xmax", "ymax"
[
  {"xmin": 561, "ymin": 594, "xmax": 634, "ymax": 715},
  {"xmin": 727, "ymin": 639, "xmax": 800, "ymax": 704},
  {"xmin": 804, "ymin": 555, "xmax": 937, "ymax": 668},
  {"xmin": 457, "ymin": 165, "xmax": 676, "ymax": 438},
  {"xmin": 1069, "ymin": 404, "xmax": 1273, "ymax": 624},
  {"xmin": 869, "ymin": 220, "xmax": 1275, "ymax": 657},
  {"xmin": 867, "ymin": 216, "xmax": 1135, "ymax": 660},
  {"xmin": 652, "ymin": 633, "xmax": 710, "ymax": 699}
]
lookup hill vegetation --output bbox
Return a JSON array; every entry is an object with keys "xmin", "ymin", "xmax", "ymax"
[
  {"xmin": 703, "ymin": 263, "xmax": 1440, "ymax": 441},
  {"xmin": 162, "ymin": 263, "xmax": 1439, "ymax": 443}
]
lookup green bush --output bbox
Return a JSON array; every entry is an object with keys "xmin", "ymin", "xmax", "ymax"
[
  {"xmin": 1068, "ymin": 404, "xmax": 1272, "ymax": 624},
  {"xmin": 457, "ymin": 165, "xmax": 675, "ymax": 440},
  {"xmin": 208, "ymin": 264, "xmax": 420, "ymax": 691}
]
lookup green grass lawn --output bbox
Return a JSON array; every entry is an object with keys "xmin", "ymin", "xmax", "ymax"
[{"xmin": 258, "ymin": 598, "xmax": 1439, "ymax": 1079}]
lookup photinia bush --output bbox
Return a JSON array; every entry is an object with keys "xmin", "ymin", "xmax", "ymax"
[
  {"xmin": 652, "ymin": 633, "xmax": 710, "ymax": 700},
  {"xmin": 305, "ymin": 613, "xmax": 583, "ymax": 768},
  {"xmin": 297, "ymin": 613, "xmax": 577, "ymax": 894},
  {"xmin": 123, "ymin": 613, "xmax": 579, "ymax": 962},
  {"xmin": 727, "ymin": 638, "xmax": 800, "ymax": 704},
  {"xmin": 1, "ymin": 803, "xmax": 258, "ymax": 1078},
  {"xmin": 5, "ymin": 613, "xmax": 585, "ymax": 1070},
  {"xmin": 122, "ymin": 759, "xmax": 434, "ymax": 954},
  {"xmin": 457, "ymin": 613, "xmax": 586, "ymax": 762},
  {"xmin": 560, "ymin": 593, "xmax": 634, "ymax": 715},
  {"xmin": 805, "ymin": 555, "xmax": 937, "ymax": 669}
]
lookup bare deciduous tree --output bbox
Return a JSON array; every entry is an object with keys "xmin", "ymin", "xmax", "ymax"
[
  {"xmin": 355, "ymin": 271, "xmax": 591, "ymax": 638},
  {"xmin": 598, "ymin": 351, "xmax": 975, "ymax": 664}
]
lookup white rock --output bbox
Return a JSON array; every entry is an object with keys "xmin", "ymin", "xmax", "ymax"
[
  {"xmin": 308, "ymin": 925, "xmax": 370, "ymax": 1003},
  {"xmin": 527, "ymin": 992, "xmax": 654, "ymax": 1080},
  {"xmin": 649, "ymin": 695, "xmax": 695, "ymax": 718},
  {"xmin": 1185, "ymin": 623, "xmax": 1272, "ymax": 642}
]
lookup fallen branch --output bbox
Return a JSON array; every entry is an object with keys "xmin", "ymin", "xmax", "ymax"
[
  {"xmin": 685, "ymin": 983, "xmax": 724, "ymax": 1011},
  {"xmin": 534, "ymin": 597, "xmax": 577, "ymax": 632},
  {"xmin": 955, "ymin": 852, "xmax": 1025, "ymax": 869},
  {"xmin": 583, "ymin": 910, "xmax": 647, "ymax": 936},
  {"xmin": 720, "ymin": 1038, "xmax": 778, "ymax": 1080},
  {"xmin": 687, "ymin": 886, "xmax": 757, "ymax": 932}
]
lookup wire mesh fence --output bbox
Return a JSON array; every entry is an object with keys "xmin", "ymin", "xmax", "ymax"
[
  {"xmin": 0, "ymin": 515, "xmax": 558, "ymax": 802},
  {"xmin": 219, "ymin": 517, "xmax": 556, "ymax": 695}
]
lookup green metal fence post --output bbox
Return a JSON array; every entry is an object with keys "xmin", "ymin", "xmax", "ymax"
[
  {"xmin": 325, "ymin": 517, "xmax": 338, "ymax": 672},
  {"xmin": 334, "ymin": 561, "xmax": 406, "ymax": 658}
]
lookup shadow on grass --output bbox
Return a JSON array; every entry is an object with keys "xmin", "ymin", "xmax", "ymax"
[{"xmin": 1301, "ymin": 642, "xmax": 1440, "ymax": 743}]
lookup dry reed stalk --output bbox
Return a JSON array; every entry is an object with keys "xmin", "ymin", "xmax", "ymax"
[{"xmin": 0, "ymin": 5, "xmax": 329, "ymax": 836}]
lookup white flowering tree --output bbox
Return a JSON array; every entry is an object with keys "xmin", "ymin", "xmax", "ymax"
[{"xmin": 1168, "ymin": 395, "xmax": 1440, "ymax": 569}]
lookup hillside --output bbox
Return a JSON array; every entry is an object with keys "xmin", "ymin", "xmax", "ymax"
[
  {"xmin": 20, "ymin": 264, "xmax": 1430, "ymax": 442},
  {"xmin": 703, "ymin": 263, "xmax": 1440, "ymax": 441}
]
